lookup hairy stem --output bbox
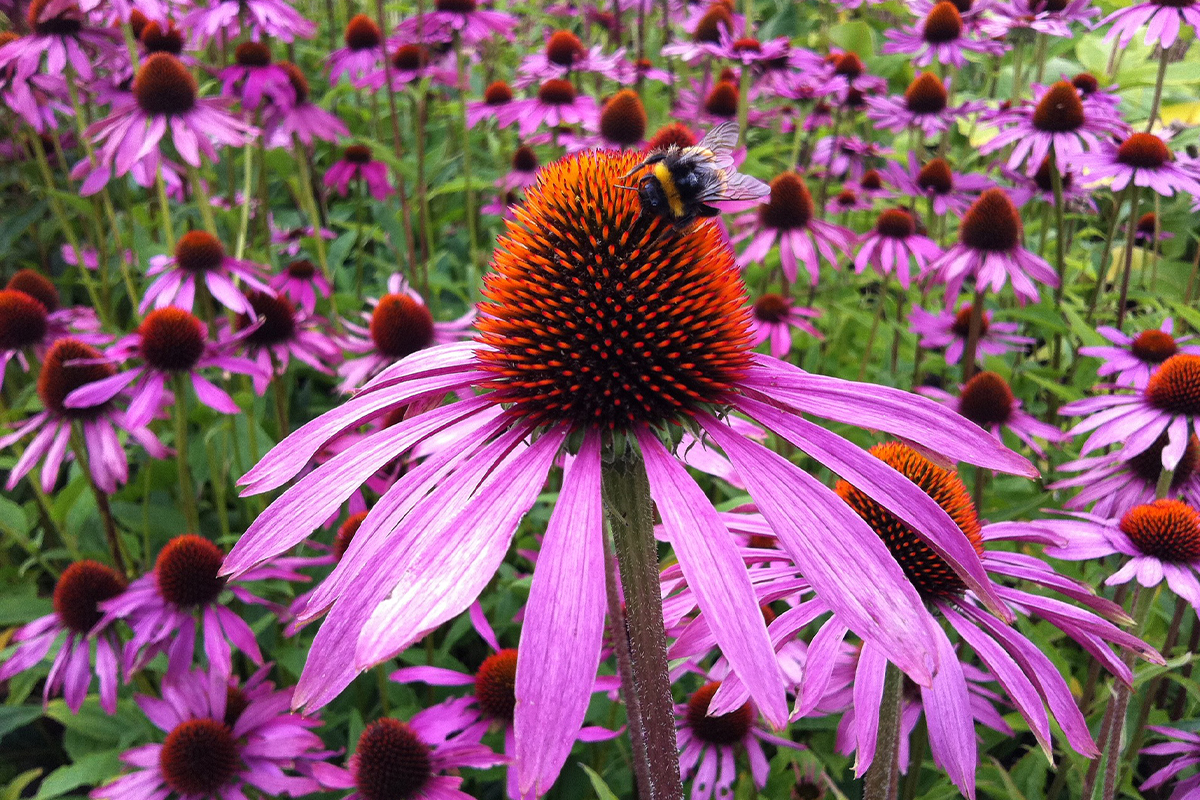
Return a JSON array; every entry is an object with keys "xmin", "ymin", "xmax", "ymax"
[{"xmin": 864, "ymin": 662, "xmax": 904, "ymax": 800}]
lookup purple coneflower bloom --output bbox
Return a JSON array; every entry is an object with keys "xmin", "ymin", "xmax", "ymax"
[
  {"xmin": 748, "ymin": 294, "xmax": 822, "ymax": 358},
  {"xmin": 0, "ymin": 0, "xmax": 119, "ymax": 81},
  {"xmin": 231, "ymin": 291, "xmax": 342, "ymax": 394},
  {"xmin": 338, "ymin": 274, "xmax": 475, "ymax": 390},
  {"xmin": 673, "ymin": 75, "xmax": 772, "ymax": 128},
  {"xmin": 884, "ymin": 154, "xmax": 992, "ymax": 216},
  {"xmin": 1079, "ymin": 318, "xmax": 1200, "ymax": 388},
  {"xmin": 1038, "ymin": 500, "xmax": 1200, "ymax": 609},
  {"xmin": 735, "ymin": 172, "xmax": 854, "ymax": 286},
  {"xmin": 272, "ymin": 259, "xmax": 332, "ymax": 313},
  {"xmin": 310, "ymin": 698, "xmax": 504, "ymax": 800},
  {"xmin": 694, "ymin": 29, "xmax": 791, "ymax": 66},
  {"xmin": 88, "ymin": 53, "xmax": 256, "ymax": 185},
  {"xmin": 65, "ymin": 307, "xmax": 266, "ymax": 427},
  {"xmin": 515, "ymin": 29, "xmax": 628, "ymax": 87},
  {"xmin": 394, "ymin": 0, "xmax": 519, "ymax": 44},
  {"xmin": 0, "ymin": 560, "xmax": 127, "ymax": 713},
  {"xmin": 1141, "ymin": 725, "xmax": 1200, "ymax": 799},
  {"xmin": 328, "ymin": 14, "xmax": 384, "ymax": 88},
  {"xmin": 266, "ymin": 62, "xmax": 349, "ymax": 148},
  {"xmin": 99, "ymin": 534, "xmax": 311, "ymax": 678},
  {"xmin": 373, "ymin": 41, "xmax": 459, "ymax": 90},
  {"xmin": 817, "ymin": 51, "xmax": 888, "ymax": 105},
  {"xmin": 909, "ymin": 303, "xmax": 1034, "ymax": 365},
  {"xmin": 223, "ymin": 149, "xmax": 1034, "ymax": 796},
  {"xmin": 497, "ymin": 144, "xmax": 540, "ymax": 194},
  {"xmin": 1052, "ymin": 432, "xmax": 1200, "ymax": 517},
  {"xmin": 1076, "ymin": 131, "xmax": 1200, "ymax": 197},
  {"xmin": 2, "ymin": 338, "xmax": 169, "ymax": 493},
  {"xmin": 390, "ymin": 611, "xmax": 618, "ymax": 799},
  {"xmin": 677, "ymin": 680, "xmax": 802, "ymax": 800},
  {"xmin": 826, "ymin": 186, "xmax": 873, "ymax": 215},
  {"xmin": 1004, "ymin": 156, "xmax": 1096, "ymax": 211},
  {"xmin": 271, "ymin": 216, "xmax": 337, "ymax": 256},
  {"xmin": 865, "ymin": 71, "xmax": 979, "ymax": 139},
  {"xmin": 0, "ymin": 271, "xmax": 102, "ymax": 379},
  {"xmin": 882, "ymin": 1, "xmax": 1005, "ymax": 68},
  {"xmin": 219, "ymin": 40, "xmax": 296, "ymax": 111},
  {"xmin": 1102, "ymin": 0, "xmax": 1200, "ymax": 48},
  {"xmin": 923, "ymin": 188, "xmax": 1058, "ymax": 305},
  {"xmin": 854, "ymin": 208, "xmax": 943, "ymax": 290},
  {"xmin": 1062, "ymin": 354, "xmax": 1200, "ymax": 471},
  {"xmin": 326, "ymin": 144, "xmax": 394, "ymax": 200},
  {"xmin": 984, "ymin": 0, "xmax": 1099, "ymax": 37},
  {"xmin": 920, "ymin": 371, "xmax": 1065, "ymax": 457},
  {"xmin": 183, "ymin": 0, "xmax": 316, "ymax": 44},
  {"xmin": 661, "ymin": 1, "xmax": 741, "ymax": 62},
  {"xmin": 982, "ymin": 80, "xmax": 1127, "ymax": 175},
  {"xmin": 808, "ymin": 134, "xmax": 890, "ymax": 183},
  {"xmin": 466, "ymin": 79, "xmax": 519, "ymax": 129},
  {"xmin": 91, "ymin": 666, "xmax": 327, "ymax": 800},
  {"xmin": 592, "ymin": 88, "xmax": 648, "ymax": 150},
  {"xmin": 505, "ymin": 79, "xmax": 599, "ymax": 138},
  {"xmin": 143, "ymin": 230, "xmax": 272, "ymax": 316}
]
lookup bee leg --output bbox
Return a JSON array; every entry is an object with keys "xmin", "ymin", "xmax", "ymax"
[
  {"xmin": 618, "ymin": 153, "xmax": 665, "ymax": 181},
  {"xmin": 697, "ymin": 205, "xmax": 721, "ymax": 218}
]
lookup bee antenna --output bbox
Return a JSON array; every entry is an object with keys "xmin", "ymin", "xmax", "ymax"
[{"xmin": 613, "ymin": 183, "xmax": 639, "ymax": 191}]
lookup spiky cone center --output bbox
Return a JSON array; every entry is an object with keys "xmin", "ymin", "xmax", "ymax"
[
  {"xmin": 692, "ymin": 4, "xmax": 733, "ymax": 43},
  {"xmin": 1032, "ymin": 81, "xmax": 1085, "ymax": 133},
  {"xmin": 860, "ymin": 169, "xmax": 883, "ymax": 191},
  {"xmin": 54, "ymin": 560, "xmax": 126, "ymax": 633},
  {"xmin": 1033, "ymin": 156, "xmax": 1072, "ymax": 193},
  {"xmin": 1041, "ymin": 0, "xmax": 1069, "ymax": 10},
  {"xmin": 392, "ymin": 44, "xmax": 430, "ymax": 72},
  {"xmin": 279, "ymin": 62, "xmax": 309, "ymax": 104},
  {"xmin": 343, "ymin": 144, "xmax": 373, "ymax": 164},
  {"xmin": 959, "ymin": 188, "xmax": 1021, "ymax": 252},
  {"xmin": 950, "ymin": 305, "xmax": 989, "ymax": 338},
  {"xmin": 474, "ymin": 648, "xmax": 517, "ymax": 721},
  {"xmin": 127, "ymin": 10, "xmax": 149, "ymax": 38},
  {"xmin": 224, "ymin": 686, "xmax": 250, "ymax": 727},
  {"xmin": 370, "ymin": 294, "xmax": 435, "ymax": 360},
  {"xmin": 545, "ymin": 30, "xmax": 586, "ymax": 66},
  {"xmin": 27, "ymin": 0, "xmax": 81, "ymax": 35},
  {"xmin": 704, "ymin": 80, "xmax": 739, "ymax": 118},
  {"xmin": 484, "ymin": 80, "xmax": 513, "ymax": 105},
  {"xmin": 832, "ymin": 52, "xmax": 864, "ymax": 78},
  {"xmin": 435, "ymin": 0, "xmax": 476, "ymax": 11},
  {"xmin": 286, "ymin": 259, "xmax": 316, "ymax": 278},
  {"xmin": 874, "ymin": 208, "xmax": 916, "ymax": 239},
  {"xmin": 760, "ymin": 172, "xmax": 814, "ymax": 230},
  {"xmin": 686, "ymin": 682, "xmax": 753, "ymax": 745},
  {"xmin": 733, "ymin": 36, "xmax": 761, "ymax": 52},
  {"xmin": 155, "ymin": 534, "xmax": 226, "ymax": 607},
  {"xmin": 834, "ymin": 188, "xmax": 859, "ymax": 209},
  {"xmin": 1136, "ymin": 212, "xmax": 1159, "ymax": 237},
  {"xmin": 950, "ymin": 0, "xmax": 974, "ymax": 8},
  {"xmin": 646, "ymin": 123, "xmax": 697, "ymax": 151},
  {"xmin": 512, "ymin": 145, "xmax": 538, "ymax": 172},
  {"xmin": 333, "ymin": 511, "xmax": 369, "ymax": 561},
  {"xmin": 134, "ymin": 53, "xmax": 197, "ymax": 116},
  {"xmin": 140, "ymin": 21, "xmax": 183, "ymax": 54},
  {"xmin": 753, "ymin": 293, "xmax": 790, "ymax": 323},
  {"xmin": 923, "ymin": 1, "xmax": 963, "ymax": 43},
  {"xmin": 7, "ymin": 269, "xmax": 59, "ymax": 312},
  {"xmin": 1146, "ymin": 354, "xmax": 1200, "ymax": 415},
  {"xmin": 904, "ymin": 72, "xmax": 948, "ymax": 115},
  {"xmin": 537, "ymin": 78, "xmax": 576, "ymax": 106},
  {"xmin": 1154, "ymin": 0, "xmax": 1194, "ymax": 8},
  {"xmin": 39, "ymin": 339, "xmax": 115, "ymax": 418},
  {"xmin": 1072, "ymin": 72, "xmax": 1100, "ymax": 95},
  {"xmin": 836, "ymin": 442, "xmax": 983, "ymax": 601},
  {"xmin": 354, "ymin": 719, "xmax": 433, "ymax": 800},
  {"xmin": 1120, "ymin": 499, "xmax": 1200, "ymax": 562},
  {"xmin": 1118, "ymin": 133, "xmax": 1172, "ymax": 169},
  {"xmin": 958, "ymin": 371, "xmax": 1014, "ymax": 426},
  {"xmin": 235, "ymin": 41, "xmax": 272, "ymax": 67},
  {"xmin": 174, "ymin": 230, "xmax": 226, "ymax": 273},
  {"xmin": 600, "ymin": 89, "xmax": 647, "ymax": 146},
  {"xmin": 344, "ymin": 13, "xmax": 381, "ymax": 49},
  {"xmin": 0, "ymin": 289, "xmax": 49, "ymax": 351},
  {"xmin": 1128, "ymin": 432, "xmax": 1200, "ymax": 490},
  {"xmin": 917, "ymin": 158, "xmax": 953, "ymax": 194},
  {"xmin": 1131, "ymin": 328, "xmax": 1178, "ymax": 363},
  {"xmin": 138, "ymin": 307, "xmax": 206, "ymax": 372},
  {"xmin": 237, "ymin": 291, "xmax": 296, "ymax": 346},
  {"xmin": 159, "ymin": 718, "xmax": 240, "ymax": 796},
  {"xmin": 475, "ymin": 150, "xmax": 755, "ymax": 430}
]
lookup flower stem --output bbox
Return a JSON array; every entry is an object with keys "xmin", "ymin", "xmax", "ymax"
[
  {"xmin": 1099, "ymin": 586, "xmax": 1156, "ymax": 800},
  {"xmin": 155, "ymin": 166, "xmax": 176, "ymax": 250},
  {"xmin": 603, "ymin": 453, "xmax": 683, "ymax": 800},
  {"xmin": 235, "ymin": 139, "xmax": 255, "ymax": 260},
  {"xmin": 187, "ymin": 163, "xmax": 219, "ymax": 235},
  {"xmin": 173, "ymin": 374, "xmax": 201, "ymax": 532},
  {"xmin": 1085, "ymin": 185, "xmax": 1131, "ymax": 323},
  {"xmin": 456, "ymin": 35, "xmax": 481, "ymax": 286},
  {"xmin": 1146, "ymin": 47, "xmax": 1170, "ymax": 134},
  {"xmin": 70, "ymin": 426, "xmax": 128, "ymax": 574},
  {"xmin": 962, "ymin": 287, "xmax": 986, "ymax": 381},
  {"xmin": 864, "ymin": 661, "xmax": 904, "ymax": 800},
  {"xmin": 1115, "ymin": 186, "xmax": 1142, "ymax": 330}
]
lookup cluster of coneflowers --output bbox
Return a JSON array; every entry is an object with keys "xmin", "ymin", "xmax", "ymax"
[{"xmin": 2, "ymin": 0, "xmax": 1200, "ymax": 798}]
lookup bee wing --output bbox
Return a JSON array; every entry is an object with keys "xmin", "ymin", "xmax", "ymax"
[
  {"xmin": 696, "ymin": 121, "xmax": 740, "ymax": 170},
  {"xmin": 702, "ymin": 170, "xmax": 771, "ymax": 203}
]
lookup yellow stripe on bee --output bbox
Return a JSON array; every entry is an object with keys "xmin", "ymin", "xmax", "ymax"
[{"xmin": 654, "ymin": 162, "xmax": 684, "ymax": 218}]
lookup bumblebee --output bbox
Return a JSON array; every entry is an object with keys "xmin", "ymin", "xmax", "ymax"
[{"xmin": 618, "ymin": 121, "xmax": 769, "ymax": 229}]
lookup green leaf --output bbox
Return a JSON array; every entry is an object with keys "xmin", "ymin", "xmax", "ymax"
[
  {"xmin": 578, "ymin": 763, "xmax": 621, "ymax": 800},
  {"xmin": 828, "ymin": 21, "xmax": 876, "ymax": 58},
  {"xmin": 0, "ymin": 706, "xmax": 42, "ymax": 742},
  {"xmin": 34, "ymin": 750, "xmax": 122, "ymax": 800},
  {"xmin": 2, "ymin": 769, "xmax": 43, "ymax": 800}
]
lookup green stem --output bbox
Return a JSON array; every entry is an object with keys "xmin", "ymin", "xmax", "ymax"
[
  {"xmin": 70, "ymin": 427, "xmax": 128, "ymax": 574},
  {"xmin": 1099, "ymin": 587, "xmax": 1156, "ymax": 800},
  {"xmin": 864, "ymin": 662, "xmax": 904, "ymax": 800},
  {"xmin": 1115, "ymin": 186, "xmax": 1143, "ymax": 330},
  {"xmin": 187, "ymin": 163, "xmax": 219, "ymax": 235},
  {"xmin": 156, "ymin": 166, "xmax": 176, "ymax": 250},
  {"xmin": 1086, "ymin": 186, "xmax": 1131, "ymax": 323},
  {"xmin": 603, "ymin": 454, "xmax": 683, "ymax": 800},
  {"xmin": 962, "ymin": 287, "xmax": 986, "ymax": 381},
  {"xmin": 235, "ymin": 138, "xmax": 256, "ymax": 260},
  {"xmin": 173, "ymin": 374, "xmax": 201, "ymax": 532},
  {"xmin": 456, "ymin": 35, "xmax": 480, "ymax": 286},
  {"xmin": 1146, "ymin": 47, "xmax": 1170, "ymax": 133}
]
